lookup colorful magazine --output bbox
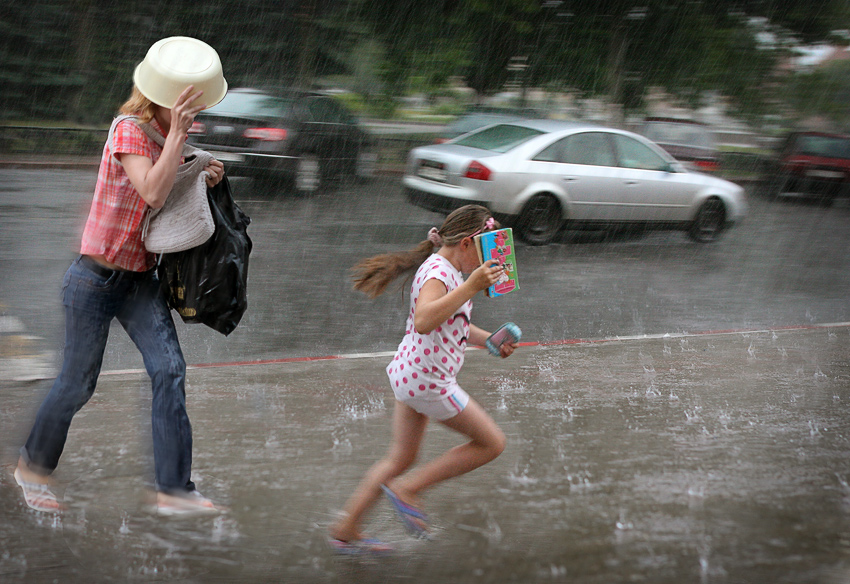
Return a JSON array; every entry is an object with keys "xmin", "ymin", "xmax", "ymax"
[{"xmin": 474, "ymin": 227, "xmax": 519, "ymax": 298}]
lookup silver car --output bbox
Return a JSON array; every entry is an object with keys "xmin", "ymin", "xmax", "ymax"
[{"xmin": 403, "ymin": 120, "xmax": 746, "ymax": 245}]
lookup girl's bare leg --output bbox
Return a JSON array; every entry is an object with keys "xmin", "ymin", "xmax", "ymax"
[
  {"xmin": 329, "ymin": 402, "xmax": 428, "ymax": 541},
  {"xmin": 387, "ymin": 398, "xmax": 505, "ymax": 504}
]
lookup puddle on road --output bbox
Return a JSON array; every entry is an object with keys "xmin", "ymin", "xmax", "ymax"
[{"xmin": 2, "ymin": 328, "xmax": 849, "ymax": 583}]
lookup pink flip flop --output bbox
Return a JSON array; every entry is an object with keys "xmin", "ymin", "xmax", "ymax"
[
  {"xmin": 381, "ymin": 484, "xmax": 430, "ymax": 539},
  {"xmin": 327, "ymin": 536, "xmax": 393, "ymax": 555},
  {"xmin": 14, "ymin": 468, "xmax": 64, "ymax": 513}
]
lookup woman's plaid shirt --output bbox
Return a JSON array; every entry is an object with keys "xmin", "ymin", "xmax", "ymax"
[{"xmin": 80, "ymin": 118, "xmax": 165, "ymax": 272}]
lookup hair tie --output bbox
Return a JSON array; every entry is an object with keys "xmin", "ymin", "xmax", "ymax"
[
  {"xmin": 469, "ymin": 217, "xmax": 496, "ymax": 239},
  {"xmin": 427, "ymin": 227, "xmax": 442, "ymax": 247}
]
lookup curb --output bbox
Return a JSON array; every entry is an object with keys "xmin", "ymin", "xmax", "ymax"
[
  {"xmin": 0, "ymin": 159, "xmax": 101, "ymax": 170},
  {"xmin": 0, "ymin": 157, "xmax": 406, "ymax": 176}
]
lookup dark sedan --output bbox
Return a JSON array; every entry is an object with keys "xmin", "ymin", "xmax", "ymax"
[
  {"xmin": 187, "ymin": 88, "xmax": 375, "ymax": 194},
  {"xmin": 639, "ymin": 118, "xmax": 720, "ymax": 173}
]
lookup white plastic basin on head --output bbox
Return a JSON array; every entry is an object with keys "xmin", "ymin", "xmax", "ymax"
[{"xmin": 133, "ymin": 36, "xmax": 227, "ymax": 109}]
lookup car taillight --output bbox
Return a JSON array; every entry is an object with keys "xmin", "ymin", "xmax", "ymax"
[
  {"xmin": 188, "ymin": 122, "xmax": 205, "ymax": 135},
  {"xmin": 464, "ymin": 161, "xmax": 492, "ymax": 181},
  {"xmin": 243, "ymin": 128, "xmax": 288, "ymax": 141},
  {"xmin": 694, "ymin": 159, "xmax": 720, "ymax": 172},
  {"xmin": 435, "ymin": 138, "xmax": 449, "ymax": 144},
  {"xmin": 694, "ymin": 159, "xmax": 719, "ymax": 172}
]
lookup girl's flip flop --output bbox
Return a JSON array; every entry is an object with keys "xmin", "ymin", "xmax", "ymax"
[
  {"xmin": 381, "ymin": 484, "xmax": 430, "ymax": 539},
  {"xmin": 327, "ymin": 536, "xmax": 393, "ymax": 555},
  {"xmin": 14, "ymin": 468, "xmax": 64, "ymax": 513}
]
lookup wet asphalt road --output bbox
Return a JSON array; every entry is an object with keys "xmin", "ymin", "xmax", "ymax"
[
  {"xmin": 0, "ymin": 168, "xmax": 848, "ymax": 372},
  {"xmin": 2, "ymin": 169, "xmax": 850, "ymax": 584},
  {"xmin": 2, "ymin": 325, "xmax": 849, "ymax": 584}
]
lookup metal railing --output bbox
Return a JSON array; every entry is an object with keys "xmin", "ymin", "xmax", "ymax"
[{"xmin": 0, "ymin": 125, "xmax": 436, "ymax": 168}]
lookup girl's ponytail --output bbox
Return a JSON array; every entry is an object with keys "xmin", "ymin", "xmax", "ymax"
[
  {"xmin": 352, "ymin": 204, "xmax": 495, "ymax": 298},
  {"xmin": 352, "ymin": 240, "xmax": 435, "ymax": 298}
]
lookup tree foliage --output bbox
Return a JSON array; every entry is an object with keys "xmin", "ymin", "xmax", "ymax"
[
  {"xmin": 786, "ymin": 59, "xmax": 850, "ymax": 127},
  {"xmin": 0, "ymin": 0, "xmax": 847, "ymax": 124}
]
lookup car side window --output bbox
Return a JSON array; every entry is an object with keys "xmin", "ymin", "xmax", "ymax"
[
  {"xmin": 613, "ymin": 135, "xmax": 670, "ymax": 171},
  {"xmin": 308, "ymin": 97, "xmax": 354, "ymax": 124},
  {"xmin": 561, "ymin": 132, "xmax": 616, "ymax": 167},
  {"xmin": 533, "ymin": 139, "xmax": 564, "ymax": 162},
  {"xmin": 308, "ymin": 97, "xmax": 339, "ymax": 123},
  {"xmin": 324, "ymin": 98, "xmax": 354, "ymax": 125}
]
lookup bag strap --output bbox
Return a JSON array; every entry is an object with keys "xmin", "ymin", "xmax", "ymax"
[
  {"xmin": 135, "ymin": 120, "xmax": 207, "ymax": 161},
  {"xmin": 107, "ymin": 114, "xmax": 138, "ymax": 155},
  {"xmin": 107, "ymin": 115, "xmax": 209, "ymax": 161},
  {"xmin": 110, "ymin": 115, "xmax": 216, "ymax": 241}
]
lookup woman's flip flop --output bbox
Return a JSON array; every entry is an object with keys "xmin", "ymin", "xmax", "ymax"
[
  {"xmin": 327, "ymin": 536, "xmax": 393, "ymax": 555},
  {"xmin": 381, "ymin": 484, "xmax": 429, "ymax": 539},
  {"xmin": 14, "ymin": 468, "xmax": 64, "ymax": 513}
]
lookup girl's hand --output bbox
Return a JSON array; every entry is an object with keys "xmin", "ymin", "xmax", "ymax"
[
  {"xmin": 498, "ymin": 340, "xmax": 517, "ymax": 359},
  {"xmin": 204, "ymin": 159, "xmax": 225, "ymax": 187},
  {"xmin": 170, "ymin": 85, "xmax": 206, "ymax": 138},
  {"xmin": 468, "ymin": 259, "xmax": 505, "ymax": 292}
]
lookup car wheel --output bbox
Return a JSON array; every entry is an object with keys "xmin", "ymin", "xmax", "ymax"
[
  {"xmin": 517, "ymin": 194, "xmax": 562, "ymax": 245},
  {"xmin": 688, "ymin": 197, "xmax": 726, "ymax": 243},
  {"xmin": 294, "ymin": 154, "xmax": 322, "ymax": 196}
]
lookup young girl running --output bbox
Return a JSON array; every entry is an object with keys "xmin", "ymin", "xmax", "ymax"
[{"xmin": 329, "ymin": 204, "xmax": 517, "ymax": 553}]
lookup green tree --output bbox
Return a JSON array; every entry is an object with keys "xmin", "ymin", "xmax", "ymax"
[
  {"xmin": 2, "ymin": 0, "xmax": 849, "ymax": 124},
  {"xmin": 522, "ymin": 0, "xmax": 845, "ymax": 119},
  {"xmin": 450, "ymin": 0, "xmax": 540, "ymax": 99},
  {"xmin": 786, "ymin": 59, "xmax": 850, "ymax": 127}
]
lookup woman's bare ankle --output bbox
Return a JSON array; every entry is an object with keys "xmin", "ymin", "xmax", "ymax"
[{"xmin": 16, "ymin": 458, "xmax": 49, "ymax": 484}]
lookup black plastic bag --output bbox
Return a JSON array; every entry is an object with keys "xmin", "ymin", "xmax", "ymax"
[{"xmin": 158, "ymin": 176, "xmax": 252, "ymax": 335}]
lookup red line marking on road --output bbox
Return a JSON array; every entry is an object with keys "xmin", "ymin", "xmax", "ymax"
[{"xmin": 95, "ymin": 322, "xmax": 850, "ymax": 376}]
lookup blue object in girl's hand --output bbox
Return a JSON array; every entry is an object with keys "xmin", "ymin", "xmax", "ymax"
[{"xmin": 485, "ymin": 322, "xmax": 522, "ymax": 356}]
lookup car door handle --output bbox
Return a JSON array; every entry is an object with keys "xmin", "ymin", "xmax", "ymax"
[
  {"xmin": 623, "ymin": 180, "xmax": 639, "ymax": 186},
  {"xmin": 562, "ymin": 176, "xmax": 578, "ymax": 182}
]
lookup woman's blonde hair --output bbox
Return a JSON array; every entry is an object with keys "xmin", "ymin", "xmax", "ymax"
[
  {"xmin": 352, "ymin": 204, "xmax": 498, "ymax": 298},
  {"xmin": 118, "ymin": 86, "xmax": 157, "ymax": 123}
]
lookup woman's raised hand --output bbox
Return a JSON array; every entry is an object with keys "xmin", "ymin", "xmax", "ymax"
[{"xmin": 170, "ymin": 85, "xmax": 206, "ymax": 137}]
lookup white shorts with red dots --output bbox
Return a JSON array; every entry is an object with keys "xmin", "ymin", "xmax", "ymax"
[{"xmin": 396, "ymin": 384, "xmax": 469, "ymax": 421}]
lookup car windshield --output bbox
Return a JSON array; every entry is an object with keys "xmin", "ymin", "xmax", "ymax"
[
  {"xmin": 205, "ymin": 92, "xmax": 294, "ymax": 118},
  {"xmin": 796, "ymin": 135, "xmax": 850, "ymax": 159},
  {"xmin": 454, "ymin": 124, "xmax": 544, "ymax": 153},
  {"xmin": 642, "ymin": 121, "xmax": 715, "ymax": 148}
]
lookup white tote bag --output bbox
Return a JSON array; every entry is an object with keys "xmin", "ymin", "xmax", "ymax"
[{"xmin": 108, "ymin": 116, "xmax": 215, "ymax": 254}]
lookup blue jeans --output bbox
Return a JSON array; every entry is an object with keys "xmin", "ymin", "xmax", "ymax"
[{"xmin": 21, "ymin": 256, "xmax": 194, "ymax": 494}]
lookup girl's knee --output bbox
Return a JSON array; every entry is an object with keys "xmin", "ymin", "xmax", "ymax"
[{"xmin": 487, "ymin": 428, "xmax": 507, "ymax": 460}]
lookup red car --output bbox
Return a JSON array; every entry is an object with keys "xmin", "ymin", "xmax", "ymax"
[{"xmin": 764, "ymin": 131, "xmax": 850, "ymax": 204}]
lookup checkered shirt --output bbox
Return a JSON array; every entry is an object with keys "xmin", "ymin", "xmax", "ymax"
[{"xmin": 80, "ymin": 118, "xmax": 166, "ymax": 272}]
